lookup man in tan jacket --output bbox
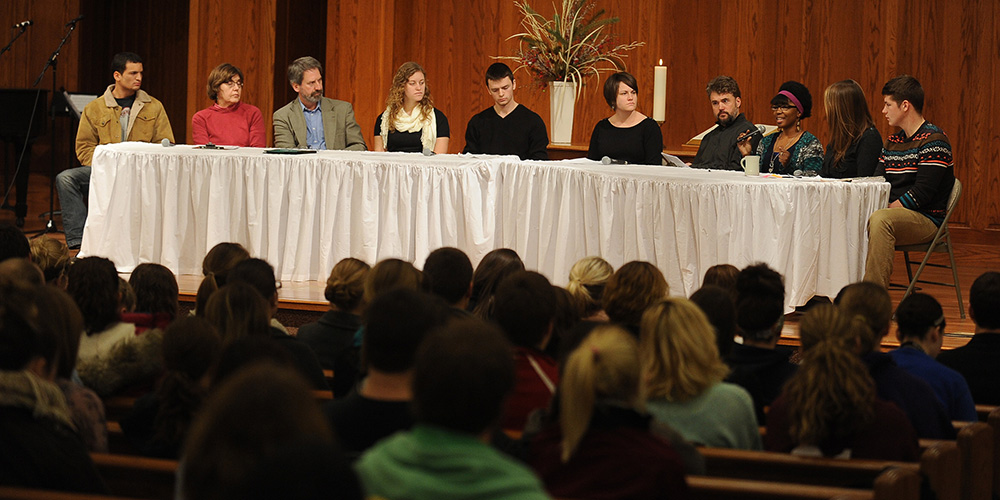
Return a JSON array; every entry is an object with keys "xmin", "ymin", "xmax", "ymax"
[{"xmin": 57, "ymin": 52, "xmax": 173, "ymax": 249}]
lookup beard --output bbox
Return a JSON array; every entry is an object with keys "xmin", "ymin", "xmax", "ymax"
[
  {"xmin": 717, "ymin": 111, "xmax": 737, "ymax": 126},
  {"xmin": 302, "ymin": 90, "xmax": 323, "ymax": 104}
]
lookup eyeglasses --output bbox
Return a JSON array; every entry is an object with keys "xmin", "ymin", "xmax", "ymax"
[
  {"xmin": 770, "ymin": 105, "xmax": 796, "ymax": 111},
  {"xmin": 223, "ymin": 79, "xmax": 243, "ymax": 88}
]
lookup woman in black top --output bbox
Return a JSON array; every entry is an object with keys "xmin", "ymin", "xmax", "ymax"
[
  {"xmin": 586, "ymin": 72, "xmax": 663, "ymax": 165},
  {"xmin": 373, "ymin": 62, "xmax": 449, "ymax": 153},
  {"xmin": 820, "ymin": 80, "xmax": 883, "ymax": 178}
]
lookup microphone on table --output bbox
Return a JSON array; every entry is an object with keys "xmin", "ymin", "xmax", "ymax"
[
  {"xmin": 161, "ymin": 138, "xmax": 175, "ymax": 147},
  {"xmin": 422, "ymin": 148, "xmax": 436, "ymax": 156},
  {"xmin": 736, "ymin": 125, "xmax": 767, "ymax": 144},
  {"xmin": 12, "ymin": 20, "xmax": 32, "ymax": 29},
  {"xmin": 601, "ymin": 156, "xmax": 627, "ymax": 165}
]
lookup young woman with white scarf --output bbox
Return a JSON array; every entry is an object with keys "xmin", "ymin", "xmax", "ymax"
[{"xmin": 372, "ymin": 62, "xmax": 450, "ymax": 154}]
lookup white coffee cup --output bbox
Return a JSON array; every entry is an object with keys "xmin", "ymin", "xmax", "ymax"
[{"xmin": 741, "ymin": 155, "xmax": 760, "ymax": 176}]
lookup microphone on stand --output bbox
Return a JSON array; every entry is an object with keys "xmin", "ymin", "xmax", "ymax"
[
  {"xmin": 12, "ymin": 20, "xmax": 32, "ymax": 29},
  {"xmin": 65, "ymin": 15, "xmax": 84, "ymax": 27},
  {"xmin": 601, "ymin": 156, "xmax": 627, "ymax": 165}
]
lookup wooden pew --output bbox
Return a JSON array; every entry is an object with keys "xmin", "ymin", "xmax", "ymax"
[
  {"xmin": 103, "ymin": 389, "xmax": 333, "ymax": 422},
  {"xmin": 688, "ymin": 467, "xmax": 920, "ymax": 500},
  {"xmin": 90, "ymin": 453, "xmax": 177, "ymax": 500},
  {"xmin": 955, "ymin": 422, "xmax": 993, "ymax": 500},
  {"xmin": 986, "ymin": 408, "xmax": 1000, "ymax": 497},
  {"xmin": 0, "ymin": 487, "xmax": 140, "ymax": 500},
  {"xmin": 700, "ymin": 441, "xmax": 956, "ymax": 500}
]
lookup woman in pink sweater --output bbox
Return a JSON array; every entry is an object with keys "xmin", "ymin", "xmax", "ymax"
[{"xmin": 191, "ymin": 63, "xmax": 265, "ymax": 147}]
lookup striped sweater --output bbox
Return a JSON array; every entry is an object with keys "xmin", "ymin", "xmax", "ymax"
[{"xmin": 880, "ymin": 121, "xmax": 954, "ymax": 225}]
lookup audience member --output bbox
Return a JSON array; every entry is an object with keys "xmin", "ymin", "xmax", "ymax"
[
  {"xmin": 69, "ymin": 257, "xmax": 134, "ymax": 363},
  {"xmin": 120, "ymin": 316, "xmax": 220, "ymax": 458},
  {"xmin": 493, "ymin": 271, "xmax": 558, "ymax": 431},
  {"xmin": 125, "ymin": 263, "xmax": 179, "ymax": 333},
  {"xmin": 691, "ymin": 76, "xmax": 760, "ymax": 171},
  {"xmin": 547, "ymin": 285, "xmax": 581, "ymax": 358},
  {"xmin": 890, "ymin": 293, "xmax": 976, "ymax": 421},
  {"xmin": 565, "ymin": 255, "xmax": 613, "ymax": 321},
  {"xmin": 641, "ymin": 297, "xmax": 761, "ymax": 449},
  {"xmin": 373, "ymin": 61, "xmax": 449, "ymax": 153},
  {"xmin": 766, "ymin": 304, "xmax": 919, "ymax": 460},
  {"xmin": 180, "ymin": 362, "xmax": 362, "ymax": 500},
  {"xmin": 272, "ymin": 56, "xmax": 366, "ymax": 151},
  {"xmin": 0, "ymin": 257, "xmax": 44, "ymax": 286},
  {"xmin": 862, "ymin": 75, "xmax": 955, "ymax": 289},
  {"xmin": 0, "ymin": 224, "xmax": 30, "ymax": 263},
  {"xmin": 463, "ymin": 62, "xmax": 548, "ymax": 160},
  {"xmin": 701, "ymin": 263, "xmax": 739, "ymax": 298},
  {"xmin": 298, "ymin": 257, "xmax": 370, "ymax": 396},
  {"xmin": 422, "ymin": 247, "xmax": 474, "ymax": 310},
  {"xmin": 117, "ymin": 276, "xmax": 136, "ymax": 315},
  {"xmin": 602, "ymin": 260, "xmax": 668, "ymax": 337},
  {"xmin": 938, "ymin": 272, "xmax": 1000, "ymax": 404},
  {"xmin": 587, "ymin": 71, "xmax": 663, "ymax": 165},
  {"xmin": 195, "ymin": 242, "xmax": 250, "ymax": 316},
  {"xmin": 530, "ymin": 325, "xmax": 690, "ymax": 499},
  {"xmin": 356, "ymin": 320, "xmax": 549, "ymax": 500},
  {"xmin": 727, "ymin": 263, "xmax": 797, "ymax": 424},
  {"xmin": 31, "ymin": 286, "xmax": 108, "ymax": 452},
  {"xmin": 690, "ymin": 285, "xmax": 737, "ymax": 360},
  {"xmin": 191, "ymin": 63, "xmax": 266, "ymax": 147},
  {"xmin": 469, "ymin": 248, "xmax": 524, "ymax": 319},
  {"xmin": 363, "ymin": 257, "xmax": 426, "ymax": 305},
  {"xmin": 324, "ymin": 288, "xmax": 449, "ymax": 457},
  {"xmin": 0, "ymin": 277, "xmax": 106, "ymax": 493},
  {"xmin": 28, "ymin": 236, "xmax": 70, "ymax": 286},
  {"xmin": 837, "ymin": 281, "xmax": 955, "ymax": 439}
]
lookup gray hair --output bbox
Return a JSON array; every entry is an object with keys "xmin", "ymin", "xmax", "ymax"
[{"xmin": 287, "ymin": 56, "xmax": 322, "ymax": 85}]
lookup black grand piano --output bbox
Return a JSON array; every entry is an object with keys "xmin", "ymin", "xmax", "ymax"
[{"xmin": 0, "ymin": 88, "xmax": 48, "ymax": 227}]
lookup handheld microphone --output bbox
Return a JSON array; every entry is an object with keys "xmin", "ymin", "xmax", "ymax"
[
  {"xmin": 421, "ymin": 148, "xmax": 435, "ymax": 156},
  {"xmin": 12, "ymin": 20, "xmax": 32, "ymax": 29},
  {"xmin": 736, "ymin": 125, "xmax": 767, "ymax": 144},
  {"xmin": 161, "ymin": 138, "xmax": 174, "ymax": 147},
  {"xmin": 601, "ymin": 156, "xmax": 627, "ymax": 165},
  {"xmin": 65, "ymin": 14, "xmax": 84, "ymax": 27}
]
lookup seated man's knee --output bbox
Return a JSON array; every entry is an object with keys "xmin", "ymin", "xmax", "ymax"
[{"xmin": 867, "ymin": 208, "xmax": 894, "ymax": 233}]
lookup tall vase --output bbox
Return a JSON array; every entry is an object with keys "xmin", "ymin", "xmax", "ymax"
[{"xmin": 549, "ymin": 81, "xmax": 577, "ymax": 145}]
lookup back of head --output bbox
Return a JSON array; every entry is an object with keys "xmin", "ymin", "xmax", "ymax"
[
  {"xmin": 324, "ymin": 257, "xmax": 370, "ymax": 311},
  {"xmin": 129, "ymin": 263, "xmax": 179, "ymax": 320},
  {"xmin": 824, "ymin": 79, "xmax": 874, "ymax": 164},
  {"xmin": 162, "ymin": 316, "xmax": 222, "ymax": 381},
  {"xmin": 204, "ymin": 283, "xmax": 272, "ymax": 344},
  {"xmin": 835, "ymin": 281, "xmax": 892, "ymax": 352},
  {"xmin": 550, "ymin": 285, "xmax": 581, "ymax": 354},
  {"xmin": 690, "ymin": 285, "xmax": 737, "ymax": 359},
  {"xmin": 798, "ymin": 303, "xmax": 870, "ymax": 354},
  {"xmin": 118, "ymin": 277, "xmax": 136, "ymax": 313},
  {"xmin": 881, "ymin": 74, "xmax": 924, "ymax": 114},
  {"xmin": 702, "ymin": 264, "xmax": 739, "ymax": 298},
  {"xmin": 181, "ymin": 362, "xmax": 335, "ymax": 500},
  {"xmin": 560, "ymin": 325, "xmax": 641, "ymax": 461},
  {"xmin": 228, "ymin": 258, "xmax": 278, "ymax": 303},
  {"xmin": 412, "ymin": 319, "xmax": 515, "ymax": 435},
  {"xmin": 640, "ymin": 297, "xmax": 728, "ymax": 402},
  {"xmin": 363, "ymin": 288, "xmax": 449, "ymax": 373},
  {"xmin": 0, "ymin": 276, "xmax": 41, "ymax": 371},
  {"xmin": 0, "ymin": 258, "xmax": 44, "ymax": 286},
  {"xmin": 364, "ymin": 258, "xmax": 425, "ymax": 306},
  {"xmin": 211, "ymin": 337, "xmax": 295, "ymax": 389},
  {"xmin": 566, "ymin": 256, "xmax": 613, "ymax": 317},
  {"xmin": 197, "ymin": 242, "xmax": 250, "ymax": 315},
  {"xmin": 0, "ymin": 223, "xmax": 30, "ymax": 263},
  {"xmin": 735, "ymin": 263, "xmax": 785, "ymax": 341},
  {"xmin": 470, "ymin": 248, "xmax": 524, "ymax": 319},
  {"xmin": 67, "ymin": 256, "xmax": 121, "ymax": 334},
  {"xmin": 422, "ymin": 247, "xmax": 473, "ymax": 305},
  {"xmin": 895, "ymin": 293, "xmax": 944, "ymax": 340},
  {"xmin": 28, "ymin": 236, "xmax": 70, "ymax": 284},
  {"xmin": 603, "ymin": 261, "xmax": 669, "ymax": 327},
  {"xmin": 31, "ymin": 285, "xmax": 85, "ymax": 379},
  {"xmin": 493, "ymin": 270, "xmax": 556, "ymax": 349},
  {"xmin": 970, "ymin": 271, "xmax": 1000, "ymax": 330}
]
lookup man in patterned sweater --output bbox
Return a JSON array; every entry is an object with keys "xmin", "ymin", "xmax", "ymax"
[{"xmin": 863, "ymin": 75, "xmax": 955, "ymax": 288}]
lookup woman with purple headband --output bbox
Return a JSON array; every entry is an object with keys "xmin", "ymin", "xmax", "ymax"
[{"xmin": 739, "ymin": 81, "xmax": 824, "ymax": 175}]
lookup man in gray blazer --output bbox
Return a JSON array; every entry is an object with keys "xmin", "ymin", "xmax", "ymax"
[{"xmin": 273, "ymin": 56, "xmax": 366, "ymax": 150}]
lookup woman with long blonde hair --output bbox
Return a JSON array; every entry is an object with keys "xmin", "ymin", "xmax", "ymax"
[
  {"xmin": 765, "ymin": 304, "xmax": 919, "ymax": 460},
  {"xmin": 565, "ymin": 256, "xmax": 613, "ymax": 321},
  {"xmin": 530, "ymin": 325, "xmax": 689, "ymax": 499},
  {"xmin": 641, "ymin": 297, "xmax": 761, "ymax": 449},
  {"xmin": 372, "ymin": 62, "xmax": 449, "ymax": 153},
  {"xmin": 819, "ymin": 80, "xmax": 882, "ymax": 178}
]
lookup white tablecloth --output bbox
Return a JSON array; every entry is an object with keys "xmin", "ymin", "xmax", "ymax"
[{"xmin": 83, "ymin": 143, "xmax": 889, "ymax": 310}]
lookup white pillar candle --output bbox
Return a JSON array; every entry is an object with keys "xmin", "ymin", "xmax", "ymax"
[{"xmin": 653, "ymin": 60, "xmax": 667, "ymax": 122}]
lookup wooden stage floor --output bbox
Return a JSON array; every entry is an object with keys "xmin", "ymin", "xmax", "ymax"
[{"xmin": 6, "ymin": 172, "xmax": 997, "ymax": 349}]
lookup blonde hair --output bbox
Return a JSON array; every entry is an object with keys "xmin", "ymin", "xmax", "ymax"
[
  {"xmin": 28, "ymin": 236, "xmax": 70, "ymax": 284},
  {"xmin": 324, "ymin": 258, "xmax": 370, "ymax": 312},
  {"xmin": 386, "ymin": 61, "xmax": 434, "ymax": 129},
  {"xmin": 824, "ymin": 80, "xmax": 875, "ymax": 169},
  {"xmin": 560, "ymin": 325, "xmax": 642, "ymax": 462},
  {"xmin": 640, "ymin": 297, "xmax": 729, "ymax": 402},
  {"xmin": 798, "ymin": 303, "xmax": 870, "ymax": 354},
  {"xmin": 566, "ymin": 256, "xmax": 613, "ymax": 317},
  {"xmin": 836, "ymin": 282, "xmax": 892, "ymax": 353}
]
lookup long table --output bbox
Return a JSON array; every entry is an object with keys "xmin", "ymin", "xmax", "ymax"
[{"xmin": 82, "ymin": 143, "xmax": 889, "ymax": 311}]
